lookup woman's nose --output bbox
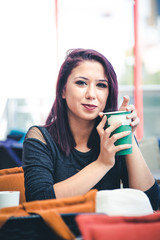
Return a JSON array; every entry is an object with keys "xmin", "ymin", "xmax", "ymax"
[{"xmin": 85, "ymin": 86, "xmax": 96, "ymax": 99}]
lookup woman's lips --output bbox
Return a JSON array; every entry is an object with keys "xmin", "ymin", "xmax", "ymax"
[{"xmin": 82, "ymin": 104, "xmax": 97, "ymax": 111}]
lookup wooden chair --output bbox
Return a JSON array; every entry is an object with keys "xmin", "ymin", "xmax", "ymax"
[{"xmin": 0, "ymin": 167, "xmax": 26, "ymax": 203}]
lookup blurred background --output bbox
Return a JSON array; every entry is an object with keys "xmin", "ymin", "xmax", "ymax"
[{"xmin": 0, "ymin": 0, "xmax": 160, "ymax": 169}]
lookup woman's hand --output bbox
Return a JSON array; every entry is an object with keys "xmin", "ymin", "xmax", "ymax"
[
  {"xmin": 96, "ymin": 115, "xmax": 131, "ymax": 168},
  {"xmin": 119, "ymin": 95, "xmax": 140, "ymax": 133}
]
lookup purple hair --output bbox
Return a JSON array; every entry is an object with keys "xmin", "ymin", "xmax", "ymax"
[{"xmin": 45, "ymin": 48, "xmax": 118, "ymax": 155}]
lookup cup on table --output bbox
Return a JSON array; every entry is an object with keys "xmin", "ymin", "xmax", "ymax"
[
  {"xmin": 0, "ymin": 191, "xmax": 20, "ymax": 209},
  {"xmin": 104, "ymin": 111, "xmax": 132, "ymax": 156}
]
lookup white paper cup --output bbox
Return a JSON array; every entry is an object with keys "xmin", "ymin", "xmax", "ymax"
[{"xmin": 0, "ymin": 191, "xmax": 20, "ymax": 209}]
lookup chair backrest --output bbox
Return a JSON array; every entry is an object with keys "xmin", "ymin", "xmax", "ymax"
[
  {"xmin": 0, "ymin": 167, "xmax": 26, "ymax": 203},
  {"xmin": 139, "ymin": 137, "xmax": 160, "ymax": 171}
]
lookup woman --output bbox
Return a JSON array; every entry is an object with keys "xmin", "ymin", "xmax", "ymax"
[{"xmin": 22, "ymin": 48, "xmax": 160, "ymax": 210}]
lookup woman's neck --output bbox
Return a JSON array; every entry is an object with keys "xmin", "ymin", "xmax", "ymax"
[{"xmin": 68, "ymin": 116, "xmax": 95, "ymax": 152}]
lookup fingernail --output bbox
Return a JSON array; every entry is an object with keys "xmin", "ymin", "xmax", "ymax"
[
  {"xmin": 123, "ymin": 95, "xmax": 129, "ymax": 100},
  {"xmin": 126, "ymin": 131, "xmax": 131, "ymax": 134}
]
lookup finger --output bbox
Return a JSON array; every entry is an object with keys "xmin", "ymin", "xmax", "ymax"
[
  {"xmin": 119, "ymin": 95, "xmax": 130, "ymax": 111},
  {"xmin": 126, "ymin": 104, "xmax": 135, "ymax": 113},
  {"xmin": 131, "ymin": 117, "xmax": 140, "ymax": 127},
  {"xmin": 97, "ymin": 115, "xmax": 107, "ymax": 137},
  {"xmin": 126, "ymin": 109, "xmax": 137, "ymax": 120},
  {"xmin": 105, "ymin": 121, "xmax": 122, "ymax": 133},
  {"xmin": 115, "ymin": 144, "xmax": 132, "ymax": 153},
  {"xmin": 99, "ymin": 112, "xmax": 104, "ymax": 118},
  {"xmin": 110, "ymin": 131, "xmax": 131, "ymax": 144},
  {"xmin": 103, "ymin": 121, "xmax": 123, "ymax": 140}
]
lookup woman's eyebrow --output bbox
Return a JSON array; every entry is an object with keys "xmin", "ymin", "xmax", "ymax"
[
  {"xmin": 74, "ymin": 76, "xmax": 89, "ymax": 80},
  {"xmin": 97, "ymin": 79, "xmax": 108, "ymax": 83},
  {"xmin": 74, "ymin": 76, "xmax": 108, "ymax": 82}
]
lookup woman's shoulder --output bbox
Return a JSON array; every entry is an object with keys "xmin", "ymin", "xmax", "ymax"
[{"xmin": 25, "ymin": 125, "xmax": 54, "ymax": 146}]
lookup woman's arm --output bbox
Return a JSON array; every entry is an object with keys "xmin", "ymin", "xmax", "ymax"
[
  {"xmin": 54, "ymin": 120, "xmax": 131, "ymax": 198},
  {"xmin": 23, "ymin": 125, "xmax": 130, "ymax": 200},
  {"xmin": 125, "ymin": 136, "xmax": 160, "ymax": 210},
  {"xmin": 54, "ymin": 158, "xmax": 110, "ymax": 198},
  {"xmin": 125, "ymin": 135, "xmax": 155, "ymax": 191},
  {"xmin": 119, "ymin": 96, "xmax": 155, "ymax": 190},
  {"xmin": 119, "ymin": 96, "xmax": 160, "ymax": 210}
]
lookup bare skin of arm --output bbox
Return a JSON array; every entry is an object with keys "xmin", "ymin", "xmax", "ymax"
[
  {"xmin": 125, "ymin": 135, "xmax": 154, "ymax": 191},
  {"xmin": 118, "ymin": 96, "xmax": 155, "ymax": 191}
]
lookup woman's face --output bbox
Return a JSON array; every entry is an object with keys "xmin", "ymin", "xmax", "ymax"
[{"xmin": 62, "ymin": 60, "xmax": 109, "ymax": 122}]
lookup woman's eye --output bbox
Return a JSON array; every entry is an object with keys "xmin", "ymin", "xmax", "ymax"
[
  {"xmin": 75, "ymin": 80, "xmax": 87, "ymax": 86},
  {"xmin": 97, "ymin": 83, "xmax": 108, "ymax": 88}
]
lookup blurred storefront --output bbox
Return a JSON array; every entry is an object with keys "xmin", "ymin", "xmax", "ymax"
[{"xmin": 0, "ymin": 0, "xmax": 159, "ymax": 141}]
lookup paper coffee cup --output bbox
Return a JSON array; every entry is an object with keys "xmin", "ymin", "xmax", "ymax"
[
  {"xmin": 104, "ymin": 111, "xmax": 132, "ymax": 156},
  {"xmin": 0, "ymin": 191, "xmax": 20, "ymax": 209}
]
